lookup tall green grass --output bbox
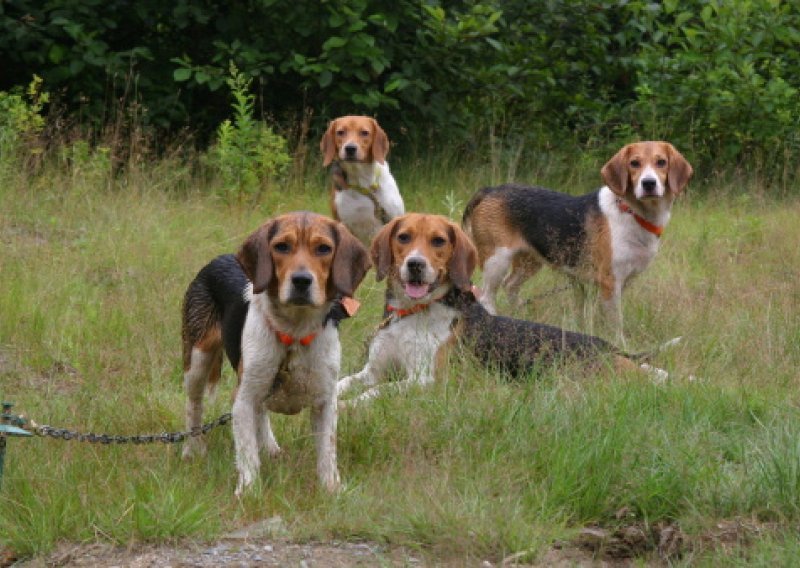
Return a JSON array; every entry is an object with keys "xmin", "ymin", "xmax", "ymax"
[{"xmin": 1, "ymin": 151, "xmax": 799, "ymax": 563}]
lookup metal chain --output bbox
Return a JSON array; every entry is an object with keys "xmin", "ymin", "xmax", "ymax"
[{"xmin": 29, "ymin": 412, "xmax": 232, "ymax": 445}]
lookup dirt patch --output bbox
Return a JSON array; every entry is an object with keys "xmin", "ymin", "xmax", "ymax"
[
  {"xmin": 570, "ymin": 521, "xmax": 684, "ymax": 562},
  {"xmin": 13, "ymin": 540, "xmax": 425, "ymax": 568},
  {"xmin": 4, "ymin": 517, "xmax": 785, "ymax": 567}
]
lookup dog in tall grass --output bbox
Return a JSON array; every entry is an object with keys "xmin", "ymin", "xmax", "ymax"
[
  {"xmin": 337, "ymin": 213, "xmax": 680, "ymax": 404},
  {"xmin": 320, "ymin": 115, "xmax": 405, "ymax": 245},
  {"xmin": 181, "ymin": 212, "xmax": 371, "ymax": 495},
  {"xmin": 463, "ymin": 141, "xmax": 693, "ymax": 346}
]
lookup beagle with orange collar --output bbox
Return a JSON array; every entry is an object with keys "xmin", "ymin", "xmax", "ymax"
[
  {"xmin": 320, "ymin": 115, "xmax": 404, "ymax": 244},
  {"xmin": 336, "ymin": 213, "xmax": 679, "ymax": 404},
  {"xmin": 463, "ymin": 141, "xmax": 693, "ymax": 345},
  {"xmin": 181, "ymin": 212, "xmax": 370, "ymax": 495}
]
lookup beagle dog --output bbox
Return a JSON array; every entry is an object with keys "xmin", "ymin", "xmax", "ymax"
[
  {"xmin": 181, "ymin": 212, "xmax": 370, "ymax": 495},
  {"xmin": 320, "ymin": 115, "xmax": 405, "ymax": 244},
  {"xmin": 336, "ymin": 213, "xmax": 677, "ymax": 404},
  {"xmin": 462, "ymin": 141, "xmax": 693, "ymax": 346}
]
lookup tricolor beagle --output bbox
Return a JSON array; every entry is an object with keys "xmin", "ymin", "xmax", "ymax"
[
  {"xmin": 336, "ymin": 213, "xmax": 677, "ymax": 404},
  {"xmin": 320, "ymin": 115, "xmax": 405, "ymax": 244},
  {"xmin": 463, "ymin": 141, "xmax": 693, "ymax": 345},
  {"xmin": 181, "ymin": 212, "xmax": 370, "ymax": 495}
]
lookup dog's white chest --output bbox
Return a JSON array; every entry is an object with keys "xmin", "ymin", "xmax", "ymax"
[
  {"xmin": 373, "ymin": 305, "xmax": 456, "ymax": 372},
  {"xmin": 610, "ymin": 216, "xmax": 661, "ymax": 281},
  {"xmin": 335, "ymin": 190, "xmax": 382, "ymax": 241}
]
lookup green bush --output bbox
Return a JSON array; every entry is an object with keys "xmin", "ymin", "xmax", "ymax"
[
  {"xmin": 204, "ymin": 64, "xmax": 290, "ymax": 203},
  {"xmin": 629, "ymin": 0, "xmax": 800, "ymax": 177},
  {"xmin": 2, "ymin": 1, "xmax": 800, "ymax": 184},
  {"xmin": 0, "ymin": 75, "xmax": 48, "ymax": 174}
]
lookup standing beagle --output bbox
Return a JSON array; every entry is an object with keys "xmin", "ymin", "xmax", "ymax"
[
  {"xmin": 320, "ymin": 115, "xmax": 405, "ymax": 244},
  {"xmin": 181, "ymin": 212, "xmax": 370, "ymax": 495},
  {"xmin": 463, "ymin": 141, "xmax": 693, "ymax": 345},
  {"xmin": 337, "ymin": 213, "xmax": 681, "ymax": 404}
]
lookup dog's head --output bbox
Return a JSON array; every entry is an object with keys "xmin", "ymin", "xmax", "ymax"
[
  {"xmin": 370, "ymin": 213, "xmax": 477, "ymax": 302},
  {"xmin": 601, "ymin": 141, "xmax": 693, "ymax": 201},
  {"xmin": 237, "ymin": 212, "xmax": 371, "ymax": 307},
  {"xmin": 320, "ymin": 115, "xmax": 389, "ymax": 167}
]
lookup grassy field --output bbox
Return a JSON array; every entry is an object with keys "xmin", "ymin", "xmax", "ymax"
[{"xmin": 1, "ymin": 151, "xmax": 799, "ymax": 565}]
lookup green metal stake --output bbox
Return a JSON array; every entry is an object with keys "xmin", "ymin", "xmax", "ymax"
[{"xmin": 0, "ymin": 402, "xmax": 32, "ymax": 489}]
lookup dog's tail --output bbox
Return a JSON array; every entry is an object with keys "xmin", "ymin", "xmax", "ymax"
[
  {"xmin": 628, "ymin": 336, "xmax": 683, "ymax": 361},
  {"xmin": 623, "ymin": 337, "xmax": 689, "ymax": 385},
  {"xmin": 624, "ymin": 336, "xmax": 683, "ymax": 361}
]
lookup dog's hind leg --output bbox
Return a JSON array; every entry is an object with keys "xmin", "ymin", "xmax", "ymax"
[
  {"xmin": 182, "ymin": 342, "xmax": 222, "ymax": 459},
  {"xmin": 503, "ymin": 254, "xmax": 541, "ymax": 310},
  {"xmin": 480, "ymin": 247, "xmax": 514, "ymax": 314}
]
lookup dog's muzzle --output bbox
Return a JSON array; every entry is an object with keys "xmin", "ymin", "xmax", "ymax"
[
  {"xmin": 288, "ymin": 270, "xmax": 315, "ymax": 305},
  {"xmin": 343, "ymin": 143, "xmax": 359, "ymax": 160},
  {"xmin": 401, "ymin": 256, "xmax": 435, "ymax": 300},
  {"xmin": 641, "ymin": 177, "xmax": 659, "ymax": 196}
]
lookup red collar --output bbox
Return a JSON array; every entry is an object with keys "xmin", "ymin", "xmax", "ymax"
[
  {"xmin": 266, "ymin": 319, "xmax": 319, "ymax": 347},
  {"xmin": 386, "ymin": 302, "xmax": 431, "ymax": 319},
  {"xmin": 617, "ymin": 200, "xmax": 663, "ymax": 237}
]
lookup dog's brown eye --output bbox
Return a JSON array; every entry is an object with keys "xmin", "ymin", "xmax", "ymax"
[
  {"xmin": 336, "ymin": 129, "xmax": 345, "ymax": 137},
  {"xmin": 656, "ymin": 158, "xmax": 667, "ymax": 167},
  {"xmin": 315, "ymin": 244, "xmax": 332, "ymax": 256},
  {"xmin": 359, "ymin": 129, "xmax": 369, "ymax": 137},
  {"xmin": 630, "ymin": 159, "xmax": 641, "ymax": 168},
  {"xmin": 431, "ymin": 236, "xmax": 447, "ymax": 248},
  {"xmin": 397, "ymin": 233, "xmax": 411, "ymax": 244},
  {"xmin": 273, "ymin": 242, "xmax": 291, "ymax": 254}
]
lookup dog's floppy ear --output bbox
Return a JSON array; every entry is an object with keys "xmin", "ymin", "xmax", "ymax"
[
  {"xmin": 236, "ymin": 221, "xmax": 277, "ymax": 294},
  {"xmin": 320, "ymin": 120, "xmax": 338, "ymax": 167},
  {"xmin": 666, "ymin": 143, "xmax": 693, "ymax": 195},
  {"xmin": 370, "ymin": 217, "xmax": 401, "ymax": 281},
  {"xmin": 330, "ymin": 222, "xmax": 372, "ymax": 298},
  {"xmin": 601, "ymin": 145, "xmax": 631, "ymax": 196},
  {"xmin": 371, "ymin": 118, "xmax": 389, "ymax": 165},
  {"xmin": 447, "ymin": 221, "xmax": 478, "ymax": 292}
]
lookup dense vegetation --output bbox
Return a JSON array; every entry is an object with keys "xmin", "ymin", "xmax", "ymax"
[{"xmin": 2, "ymin": 0, "xmax": 800, "ymax": 183}]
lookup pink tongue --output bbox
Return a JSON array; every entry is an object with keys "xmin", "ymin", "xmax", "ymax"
[{"xmin": 404, "ymin": 283, "xmax": 429, "ymax": 299}]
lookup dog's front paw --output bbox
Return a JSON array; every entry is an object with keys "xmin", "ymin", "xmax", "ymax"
[
  {"xmin": 336, "ymin": 376, "xmax": 354, "ymax": 396},
  {"xmin": 320, "ymin": 468, "xmax": 341, "ymax": 493},
  {"xmin": 263, "ymin": 442, "xmax": 282, "ymax": 459},
  {"xmin": 235, "ymin": 469, "xmax": 255, "ymax": 497}
]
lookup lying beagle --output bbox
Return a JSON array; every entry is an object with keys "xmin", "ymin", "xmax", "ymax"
[
  {"xmin": 463, "ymin": 141, "xmax": 693, "ymax": 345},
  {"xmin": 337, "ymin": 213, "xmax": 676, "ymax": 404},
  {"xmin": 320, "ymin": 115, "xmax": 405, "ymax": 244},
  {"xmin": 181, "ymin": 212, "xmax": 370, "ymax": 495}
]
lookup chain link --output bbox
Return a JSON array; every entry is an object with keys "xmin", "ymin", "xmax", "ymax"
[{"xmin": 30, "ymin": 413, "xmax": 232, "ymax": 445}]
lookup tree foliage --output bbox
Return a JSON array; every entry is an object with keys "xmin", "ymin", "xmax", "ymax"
[{"xmin": 1, "ymin": 0, "xmax": 799, "ymax": 177}]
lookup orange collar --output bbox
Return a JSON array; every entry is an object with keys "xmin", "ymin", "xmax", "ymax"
[
  {"xmin": 266, "ymin": 319, "xmax": 319, "ymax": 347},
  {"xmin": 386, "ymin": 302, "xmax": 431, "ymax": 318},
  {"xmin": 617, "ymin": 200, "xmax": 663, "ymax": 237}
]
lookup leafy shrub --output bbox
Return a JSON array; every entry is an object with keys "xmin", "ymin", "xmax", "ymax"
[
  {"xmin": 3, "ymin": 1, "xmax": 800, "ymax": 184},
  {"xmin": 204, "ymin": 64, "xmax": 290, "ymax": 203},
  {"xmin": 0, "ymin": 75, "xmax": 48, "ymax": 174},
  {"xmin": 629, "ymin": 0, "xmax": 800, "ymax": 178}
]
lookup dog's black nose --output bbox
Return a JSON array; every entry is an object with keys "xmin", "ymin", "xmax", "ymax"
[
  {"xmin": 641, "ymin": 178, "xmax": 657, "ymax": 193},
  {"xmin": 406, "ymin": 258, "xmax": 426, "ymax": 277},
  {"xmin": 344, "ymin": 144, "xmax": 358, "ymax": 158},
  {"xmin": 291, "ymin": 272, "xmax": 313, "ymax": 292}
]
